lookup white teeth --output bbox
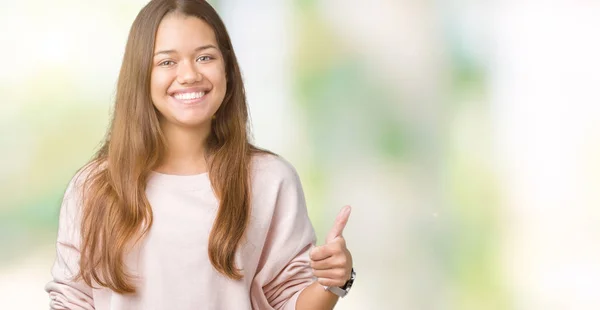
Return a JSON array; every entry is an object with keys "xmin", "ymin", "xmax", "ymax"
[{"xmin": 174, "ymin": 92, "xmax": 205, "ymax": 100}]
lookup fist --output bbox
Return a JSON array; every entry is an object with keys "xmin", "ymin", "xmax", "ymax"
[{"xmin": 309, "ymin": 205, "xmax": 353, "ymax": 287}]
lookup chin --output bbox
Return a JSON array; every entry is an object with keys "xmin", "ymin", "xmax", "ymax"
[{"xmin": 175, "ymin": 117, "xmax": 213, "ymax": 129}]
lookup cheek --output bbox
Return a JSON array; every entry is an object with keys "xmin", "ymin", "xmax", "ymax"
[
  {"xmin": 208, "ymin": 67, "xmax": 228, "ymax": 95},
  {"xmin": 150, "ymin": 71, "xmax": 170, "ymax": 99},
  {"xmin": 206, "ymin": 61, "xmax": 227, "ymax": 87}
]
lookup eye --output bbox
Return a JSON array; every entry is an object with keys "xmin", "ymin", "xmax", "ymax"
[
  {"xmin": 197, "ymin": 55, "xmax": 213, "ymax": 62},
  {"xmin": 158, "ymin": 60, "xmax": 175, "ymax": 67}
]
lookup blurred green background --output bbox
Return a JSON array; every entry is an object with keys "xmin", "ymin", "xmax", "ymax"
[{"xmin": 2, "ymin": 1, "xmax": 600, "ymax": 309}]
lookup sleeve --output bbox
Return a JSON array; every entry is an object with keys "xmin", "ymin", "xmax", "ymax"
[
  {"xmin": 44, "ymin": 174, "xmax": 95, "ymax": 310},
  {"xmin": 250, "ymin": 160, "xmax": 318, "ymax": 310}
]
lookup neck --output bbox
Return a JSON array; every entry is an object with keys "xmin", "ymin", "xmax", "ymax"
[{"xmin": 156, "ymin": 122, "xmax": 211, "ymax": 175}]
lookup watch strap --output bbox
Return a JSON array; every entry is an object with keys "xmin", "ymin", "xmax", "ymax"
[{"xmin": 324, "ymin": 268, "xmax": 355, "ymax": 298}]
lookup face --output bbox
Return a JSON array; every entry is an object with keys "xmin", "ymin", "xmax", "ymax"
[{"xmin": 150, "ymin": 13, "xmax": 227, "ymax": 131}]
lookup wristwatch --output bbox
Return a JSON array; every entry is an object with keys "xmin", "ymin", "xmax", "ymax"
[{"xmin": 324, "ymin": 268, "xmax": 356, "ymax": 298}]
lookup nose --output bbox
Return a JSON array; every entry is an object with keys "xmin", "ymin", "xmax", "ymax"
[{"xmin": 176, "ymin": 60, "xmax": 202, "ymax": 85}]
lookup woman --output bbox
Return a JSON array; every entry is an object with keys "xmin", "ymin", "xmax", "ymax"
[{"xmin": 45, "ymin": 0, "xmax": 355, "ymax": 309}]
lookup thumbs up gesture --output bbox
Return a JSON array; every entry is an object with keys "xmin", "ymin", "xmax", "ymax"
[{"xmin": 309, "ymin": 205, "xmax": 354, "ymax": 287}]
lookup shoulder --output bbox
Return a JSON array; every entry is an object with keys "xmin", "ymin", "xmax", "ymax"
[
  {"xmin": 65, "ymin": 159, "xmax": 107, "ymax": 199},
  {"xmin": 251, "ymin": 152, "xmax": 301, "ymax": 184}
]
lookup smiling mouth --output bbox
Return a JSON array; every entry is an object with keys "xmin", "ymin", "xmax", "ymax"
[
  {"xmin": 173, "ymin": 91, "xmax": 205, "ymax": 100},
  {"xmin": 170, "ymin": 91, "xmax": 209, "ymax": 104}
]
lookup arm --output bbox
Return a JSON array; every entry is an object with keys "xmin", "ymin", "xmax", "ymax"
[
  {"xmin": 44, "ymin": 175, "xmax": 95, "ymax": 310},
  {"xmin": 249, "ymin": 157, "xmax": 318, "ymax": 310},
  {"xmin": 250, "ymin": 156, "xmax": 353, "ymax": 310}
]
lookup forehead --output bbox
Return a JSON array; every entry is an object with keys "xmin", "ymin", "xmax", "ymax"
[{"xmin": 154, "ymin": 13, "xmax": 218, "ymax": 52}]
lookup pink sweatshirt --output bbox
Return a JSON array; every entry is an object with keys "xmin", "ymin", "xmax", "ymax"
[{"xmin": 45, "ymin": 154, "xmax": 317, "ymax": 310}]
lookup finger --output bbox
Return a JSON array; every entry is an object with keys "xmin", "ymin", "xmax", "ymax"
[
  {"xmin": 325, "ymin": 205, "xmax": 352, "ymax": 243},
  {"xmin": 312, "ymin": 268, "xmax": 346, "ymax": 280},
  {"xmin": 309, "ymin": 245, "xmax": 334, "ymax": 261},
  {"xmin": 311, "ymin": 238, "xmax": 347, "ymax": 261},
  {"xmin": 316, "ymin": 277, "xmax": 347, "ymax": 288},
  {"xmin": 310, "ymin": 255, "xmax": 347, "ymax": 270}
]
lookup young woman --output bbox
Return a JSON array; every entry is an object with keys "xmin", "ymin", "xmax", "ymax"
[{"xmin": 44, "ymin": 0, "xmax": 355, "ymax": 309}]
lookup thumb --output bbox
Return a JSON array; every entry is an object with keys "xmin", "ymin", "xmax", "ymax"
[{"xmin": 325, "ymin": 205, "xmax": 352, "ymax": 243}]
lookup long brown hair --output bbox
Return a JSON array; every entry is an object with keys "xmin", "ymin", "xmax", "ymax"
[{"xmin": 74, "ymin": 0, "xmax": 264, "ymax": 293}]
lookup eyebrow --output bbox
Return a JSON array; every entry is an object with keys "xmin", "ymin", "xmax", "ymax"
[{"xmin": 153, "ymin": 44, "xmax": 219, "ymax": 57}]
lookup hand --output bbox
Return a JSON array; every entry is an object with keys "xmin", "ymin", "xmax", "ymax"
[{"xmin": 309, "ymin": 205, "xmax": 353, "ymax": 287}]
